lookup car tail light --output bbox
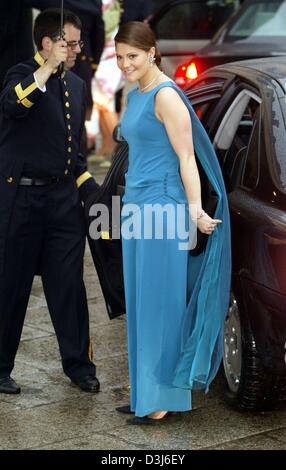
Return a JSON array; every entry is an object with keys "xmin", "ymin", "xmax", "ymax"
[
  {"xmin": 175, "ymin": 61, "xmax": 198, "ymax": 88},
  {"xmin": 196, "ymin": 108, "xmax": 202, "ymax": 120}
]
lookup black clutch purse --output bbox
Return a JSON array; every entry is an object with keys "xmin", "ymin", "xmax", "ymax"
[{"xmin": 190, "ymin": 159, "xmax": 218, "ymax": 257}]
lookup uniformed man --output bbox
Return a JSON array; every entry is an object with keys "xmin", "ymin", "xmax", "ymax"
[
  {"xmin": 0, "ymin": 9, "xmax": 100, "ymax": 394},
  {"xmin": 29, "ymin": 0, "xmax": 105, "ymax": 120}
]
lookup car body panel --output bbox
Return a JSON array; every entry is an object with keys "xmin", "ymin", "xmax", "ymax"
[{"xmin": 240, "ymin": 277, "xmax": 286, "ymax": 374}]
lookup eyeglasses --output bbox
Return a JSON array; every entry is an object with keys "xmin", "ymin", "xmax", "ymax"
[{"xmin": 66, "ymin": 40, "xmax": 84, "ymax": 50}]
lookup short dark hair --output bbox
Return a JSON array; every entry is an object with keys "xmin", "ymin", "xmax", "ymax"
[{"xmin": 33, "ymin": 8, "xmax": 82, "ymax": 50}]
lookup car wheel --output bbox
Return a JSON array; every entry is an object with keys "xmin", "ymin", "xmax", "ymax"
[{"xmin": 223, "ymin": 292, "xmax": 286, "ymax": 411}]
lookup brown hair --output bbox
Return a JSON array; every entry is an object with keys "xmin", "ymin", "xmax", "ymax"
[
  {"xmin": 114, "ymin": 21, "xmax": 161, "ymax": 67},
  {"xmin": 34, "ymin": 9, "xmax": 81, "ymax": 51}
]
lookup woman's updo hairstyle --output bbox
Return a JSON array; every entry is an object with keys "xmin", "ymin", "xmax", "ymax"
[{"xmin": 114, "ymin": 21, "xmax": 162, "ymax": 67}]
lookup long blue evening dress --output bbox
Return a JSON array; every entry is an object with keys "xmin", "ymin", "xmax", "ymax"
[{"xmin": 120, "ymin": 81, "xmax": 231, "ymax": 418}]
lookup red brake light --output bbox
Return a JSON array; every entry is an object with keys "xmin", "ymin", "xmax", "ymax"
[
  {"xmin": 186, "ymin": 62, "xmax": 198, "ymax": 80},
  {"xmin": 175, "ymin": 61, "xmax": 199, "ymax": 88},
  {"xmin": 196, "ymin": 108, "xmax": 202, "ymax": 120}
]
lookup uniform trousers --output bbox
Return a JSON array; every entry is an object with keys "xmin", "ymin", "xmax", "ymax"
[{"xmin": 0, "ymin": 178, "xmax": 95, "ymax": 380}]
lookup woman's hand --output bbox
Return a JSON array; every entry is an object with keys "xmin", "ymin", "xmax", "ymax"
[{"xmin": 197, "ymin": 212, "xmax": 222, "ymax": 235}]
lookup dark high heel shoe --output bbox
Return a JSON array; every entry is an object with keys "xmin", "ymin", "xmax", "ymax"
[
  {"xmin": 126, "ymin": 412, "xmax": 171, "ymax": 425},
  {"xmin": 115, "ymin": 404, "xmax": 134, "ymax": 414}
]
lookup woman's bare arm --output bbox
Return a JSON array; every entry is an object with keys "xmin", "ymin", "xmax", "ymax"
[{"xmin": 155, "ymin": 86, "xmax": 221, "ymax": 234}]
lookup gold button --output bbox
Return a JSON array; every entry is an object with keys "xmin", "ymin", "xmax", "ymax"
[
  {"xmin": 17, "ymin": 100, "xmax": 20, "ymax": 104},
  {"xmin": 65, "ymin": 102, "xmax": 70, "ymax": 108},
  {"xmin": 65, "ymin": 91, "xmax": 69, "ymax": 97},
  {"xmin": 61, "ymin": 72, "xmax": 65, "ymax": 79},
  {"xmin": 67, "ymin": 125, "xmax": 71, "ymax": 131},
  {"xmin": 81, "ymin": 55, "xmax": 87, "ymax": 61},
  {"xmin": 64, "ymin": 169, "xmax": 69, "ymax": 175},
  {"xmin": 68, "ymin": 136, "xmax": 72, "ymax": 142},
  {"xmin": 66, "ymin": 114, "xmax": 71, "ymax": 120},
  {"xmin": 68, "ymin": 147, "xmax": 72, "ymax": 153},
  {"xmin": 7, "ymin": 176, "xmax": 13, "ymax": 183},
  {"xmin": 64, "ymin": 81, "xmax": 67, "ymax": 86},
  {"xmin": 67, "ymin": 159, "xmax": 71, "ymax": 165}
]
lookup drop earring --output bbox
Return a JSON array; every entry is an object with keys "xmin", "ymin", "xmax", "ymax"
[{"xmin": 149, "ymin": 55, "xmax": 155, "ymax": 67}]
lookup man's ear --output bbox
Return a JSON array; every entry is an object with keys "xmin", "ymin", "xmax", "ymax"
[{"xmin": 42, "ymin": 36, "xmax": 53, "ymax": 53}]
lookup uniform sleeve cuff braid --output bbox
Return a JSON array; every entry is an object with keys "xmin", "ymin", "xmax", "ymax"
[
  {"xmin": 14, "ymin": 73, "xmax": 43, "ymax": 108},
  {"xmin": 76, "ymin": 171, "xmax": 93, "ymax": 188}
]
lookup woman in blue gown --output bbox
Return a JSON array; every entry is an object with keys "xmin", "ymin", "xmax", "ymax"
[{"xmin": 114, "ymin": 22, "xmax": 231, "ymax": 424}]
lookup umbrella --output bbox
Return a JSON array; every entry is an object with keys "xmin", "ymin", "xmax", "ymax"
[
  {"xmin": 60, "ymin": 0, "xmax": 64, "ymax": 39},
  {"xmin": 58, "ymin": 0, "xmax": 64, "ymax": 73}
]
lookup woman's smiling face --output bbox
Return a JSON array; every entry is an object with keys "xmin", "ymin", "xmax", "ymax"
[{"xmin": 116, "ymin": 42, "xmax": 154, "ymax": 83}]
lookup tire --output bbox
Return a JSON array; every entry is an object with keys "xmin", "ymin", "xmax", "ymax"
[{"xmin": 223, "ymin": 292, "xmax": 286, "ymax": 411}]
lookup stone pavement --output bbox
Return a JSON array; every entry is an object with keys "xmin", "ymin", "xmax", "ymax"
[{"xmin": 1, "ymin": 162, "xmax": 286, "ymax": 450}]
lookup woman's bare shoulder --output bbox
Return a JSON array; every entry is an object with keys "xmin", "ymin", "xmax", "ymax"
[{"xmin": 155, "ymin": 83, "xmax": 185, "ymax": 110}]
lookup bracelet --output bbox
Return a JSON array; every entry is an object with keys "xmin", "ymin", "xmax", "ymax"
[{"xmin": 197, "ymin": 209, "xmax": 206, "ymax": 220}]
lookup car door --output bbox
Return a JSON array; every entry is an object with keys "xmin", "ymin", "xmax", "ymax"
[
  {"xmin": 187, "ymin": 77, "xmax": 263, "ymax": 277},
  {"xmin": 85, "ymin": 142, "xmax": 128, "ymax": 319},
  {"xmin": 214, "ymin": 87, "xmax": 262, "ymax": 280}
]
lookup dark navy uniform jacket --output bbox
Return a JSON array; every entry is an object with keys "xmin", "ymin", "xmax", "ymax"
[{"xmin": 0, "ymin": 52, "xmax": 99, "ymax": 272}]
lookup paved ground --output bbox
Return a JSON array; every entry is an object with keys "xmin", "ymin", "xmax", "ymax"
[{"xmin": 1, "ymin": 161, "xmax": 286, "ymax": 450}]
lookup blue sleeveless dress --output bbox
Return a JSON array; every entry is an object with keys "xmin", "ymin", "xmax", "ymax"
[{"xmin": 120, "ymin": 81, "xmax": 231, "ymax": 417}]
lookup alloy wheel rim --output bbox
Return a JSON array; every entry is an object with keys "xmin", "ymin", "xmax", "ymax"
[{"xmin": 223, "ymin": 295, "xmax": 242, "ymax": 393}]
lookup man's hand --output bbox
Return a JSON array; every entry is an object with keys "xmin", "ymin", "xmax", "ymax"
[
  {"xmin": 46, "ymin": 39, "xmax": 68, "ymax": 70},
  {"xmin": 34, "ymin": 39, "xmax": 68, "ymax": 89}
]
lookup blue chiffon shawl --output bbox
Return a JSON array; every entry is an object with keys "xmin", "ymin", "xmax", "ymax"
[{"xmin": 171, "ymin": 84, "xmax": 232, "ymax": 393}]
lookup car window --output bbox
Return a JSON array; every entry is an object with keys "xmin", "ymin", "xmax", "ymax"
[
  {"xmin": 193, "ymin": 99, "xmax": 220, "ymax": 123},
  {"xmin": 187, "ymin": 78, "xmax": 225, "ymax": 122},
  {"xmin": 269, "ymin": 95, "xmax": 286, "ymax": 194},
  {"xmin": 227, "ymin": 0, "xmax": 286, "ymax": 39},
  {"xmin": 153, "ymin": 1, "xmax": 236, "ymax": 40},
  {"xmin": 214, "ymin": 90, "xmax": 261, "ymax": 191},
  {"xmin": 242, "ymin": 107, "xmax": 261, "ymax": 189},
  {"xmin": 188, "ymin": 77, "xmax": 225, "ymax": 91},
  {"xmin": 214, "ymin": 91, "xmax": 261, "ymax": 150}
]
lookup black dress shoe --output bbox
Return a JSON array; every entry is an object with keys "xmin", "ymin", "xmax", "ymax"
[
  {"xmin": 115, "ymin": 404, "xmax": 134, "ymax": 414},
  {"xmin": 0, "ymin": 376, "xmax": 21, "ymax": 394},
  {"xmin": 72, "ymin": 375, "xmax": 100, "ymax": 393}
]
